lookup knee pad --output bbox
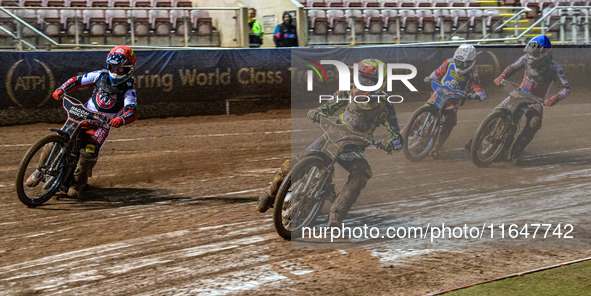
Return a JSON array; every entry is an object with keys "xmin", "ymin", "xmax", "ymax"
[
  {"xmin": 528, "ymin": 115, "xmax": 542, "ymax": 131},
  {"xmin": 350, "ymin": 159, "xmax": 372, "ymax": 180}
]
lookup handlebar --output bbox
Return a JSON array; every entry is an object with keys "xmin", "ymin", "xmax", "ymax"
[
  {"xmin": 336, "ymin": 135, "xmax": 375, "ymax": 147},
  {"xmin": 61, "ymin": 94, "xmax": 112, "ymax": 126}
]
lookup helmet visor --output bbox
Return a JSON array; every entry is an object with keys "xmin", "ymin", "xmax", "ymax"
[
  {"xmin": 455, "ymin": 59, "xmax": 473, "ymax": 71},
  {"xmin": 108, "ymin": 64, "xmax": 133, "ymax": 78},
  {"xmin": 358, "ymin": 74, "xmax": 378, "ymax": 86},
  {"xmin": 524, "ymin": 43, "xmax": 548, "ymax": 60}
]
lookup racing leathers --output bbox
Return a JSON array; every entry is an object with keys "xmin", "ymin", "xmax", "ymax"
[
  {"xmin": 57, "ymin": 69, "xmax": 138, "ymax": 197},
  {"xmin": 261, "ymin": 87, "xmax": 402, "ymax": 227},
  {"xmin": 494, "ymin": 54, "xmax": 570, "ymax": 160},
  {"xmin": 425, "ymin": 58, "xmax": 486, "ymax": 156}
]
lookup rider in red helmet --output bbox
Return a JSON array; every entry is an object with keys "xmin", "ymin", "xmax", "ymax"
[
  {"xmin": 257, "ymin": 59, "xmax": 403, "ymax": 227},
  {"xmin": 26, "ymin": 45, "xmax": 139, "ymax": 198}
]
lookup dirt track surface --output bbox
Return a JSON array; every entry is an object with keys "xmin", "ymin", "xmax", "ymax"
[{"xmin": 2, "ymin": 99, "xmax": 591, "ymax": 295}]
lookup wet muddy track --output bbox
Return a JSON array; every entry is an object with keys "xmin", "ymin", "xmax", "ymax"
[{"xmin": 1, "ymin": 100, "xmax": 591, "ymax": 295}]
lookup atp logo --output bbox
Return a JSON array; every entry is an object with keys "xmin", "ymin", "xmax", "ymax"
[{"xmin": 305, "ymin": 59, "xmax": 418, "ymax": 93}]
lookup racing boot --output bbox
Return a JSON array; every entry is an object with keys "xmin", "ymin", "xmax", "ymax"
[
  {"xmin": 25, "ymin": 143, "xmax": 53, "ymax": 187},
  {"xmin": 327, "ymin": 162, "xmax": 370, "ymax": 227},
  {"xmin": 430, "ymin": 123, "xmax": 453, "ymax": 159},
  {"xmin": 257, "ymin": 159, "xmax": 291, "ymax": 213},
  {"xmin": 464, "ymin": 138, "xmax": 473, "ymax": 152},
  {"xmin": 509, "ymin": 116, "xmax": 541, "ymax": 164},
  {"xmin": 67, "ymin": 151, "xmax": 97, "ymax": 198}
]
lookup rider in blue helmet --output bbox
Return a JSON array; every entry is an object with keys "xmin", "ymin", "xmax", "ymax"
[{"xmin": 491, "ymin": 35, "xmax": 570, "ymax": 162}]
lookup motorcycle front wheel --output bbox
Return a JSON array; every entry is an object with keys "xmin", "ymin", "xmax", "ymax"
[
  {"xmin": 273, "ymin": 156, "xmax": 329, "ymax": 240},
  {"xmin": 402, "ymin": 105, "xmax": 441, "ymax": 162},
  {"xmin": 15, "ymin": 134, "xmax": 71, "ymax": 207},
  {"xmin": 471, "ymin": 111, "xmax": 514, "ymax": 167}
]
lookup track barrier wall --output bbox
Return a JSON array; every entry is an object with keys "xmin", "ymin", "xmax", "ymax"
[{"xmin": 1, "ymin": 45, "xmax": 590, "ymax": 126}]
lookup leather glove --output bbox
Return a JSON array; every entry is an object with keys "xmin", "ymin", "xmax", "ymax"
[
  {"xmin": 376, "ymin": 132, "xmax": 403, "ymax": 152},
  {"xmin": 544, "ymin": 95, "xmax": 559, "ymax": 107},
  {"xmin": 494, "ymin": 75, "xmax": 505, "ymax": 86},
  {"xmin": 390, "ymin": 131, "xmax": 403, "ymax": 151},
  {"xmin": 109, "ymin": 117, "xmax": 124, "ymax": 128},
  {"xmin": 52, "ymin": 89, "xmax": 65, "ymax": 100},
  {"xmin": 424, "ymin": 76, "xmax": 433, "ymax": 85},
  {"xmin": 307, "ymin": 109, "xmax": 325, "ymax": 123}
]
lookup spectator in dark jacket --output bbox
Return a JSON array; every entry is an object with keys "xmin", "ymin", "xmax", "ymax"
[{"xmin": 273, "ymin": 11, "xmax": 298, "ymax": 47}]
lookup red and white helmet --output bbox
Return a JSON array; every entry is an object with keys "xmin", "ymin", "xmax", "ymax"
[
  {"xmin": 453, "ymin": 44, "xmax": 477, "ymax": 74},
  {"xmin": 106, "ymin": 45, "xmax": 136, "ymax": 86}
]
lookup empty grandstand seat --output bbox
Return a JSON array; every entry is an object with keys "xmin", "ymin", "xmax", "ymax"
[
  {"xmin": 419, "ymin": 10, "xmax": 437, "ymax": 33},
  {"xmin": 487, "ymin": 9, "xmax": 503, "ymax": 32},
  {"xmin": 149, "ymin": 10, "xmax": 170, "ymax": 36},
  {"xmin": 128, "ymin": 9, "xmax": 149, "ymax": 36},
  {"xmin": 60, "ymin": 9, "xmax": 83, "ymax": 36},
  {"xmin": 66, "ymin": 0, "xmax": 87, "ymax": 6},
  {"xmin": 398, "ymin": 1, "xmax": 414, "ymax": 8},
  {"xmin": 345, "ymin": 9, "xmax": 365, "ymax": 34},
  {"xmin": 308, "ymin": 9, "xmax": 328, "ymax": 34},
  {"xmin": 307, "ymin": 0, "xmax": 327, "ymax": 7},
  {"xmin": 454, "ymin": 9, "xmax": 471, "ymax": 33},
  {"xmin": 130, "ymin": 0, "xmax": 150, "ymax": 7},
  {"xmin": 344, "ymin": 0, "xmax": 362, "ymax": 7},
  {"xmin": 382, "ymin": 9, "xmax": 398, "ymax": 33},
  {"xmin": 83, "ymin": 9, "xmax": 107, "ymax": 36},
  {"xmin": 327, "ymin": 9, "xmax": 346, "ymax": 34},
  {"xmin": 524, "ymin": 0, "xmax": 540, "ymax": 18},
  {"xmin": 152, "ymin": 0, "xmax": 171, "ymax": 6},
  {"xmin": 364, "ymin": 9, "xmax": 383, "ymax": 34},
  {"xmin": 105, "ymin": 9, "xmax": 128, "ymax": 36},
  {"xmin": 326, "ymin": 0, "xmax": 343, "ymax": 7},
  {"xmin": 433, "ymin": 1, "xmax": 453, "ymax": 33},
  {"xmin": 170, "ymin": 9, "xmax": 190, "ymax": 35},
  {"xmin": 378, "ymin": 0, "xmax": 396, "ymax": 7},
  {"xmin": 14, "ymin": 8, "xmax": 39, "ymax": 37},
  {"xmin": 363, "ymin": 0, "xmax": 380, "ymax": 7},
  {"xmin": 0, "ymin": 9, "xmax": 16, "ymax": 37},
  {"xmin": 88, "ymin": 0, "xmax": 108, "ymax": 6},
  {"xmin": 172, "ymin": 0, "xmax": 191, "ymax": 7},
  {"xmin": 0, "ymin": 0, "xmax": 19, "ymax": 5},
  {"xmin": 470, "ymin": 9, "xmax": 484, "ymax": 33},
  {"xmin": 190, "ymin": 9, "xmax": 212, "ymax": 36},
  {"xmin": 110, "ymin": 0, "xmax": 130, "ymax": 6},
  {"xmin": 400, "ymin": 9, "xmax": 419, "ymax": 33},
  {"xmin": 38, "ymin": 9, "xmax": 61, "ymax": 36},
  {"xmin": 21, "ymin": 0, "xmax": 42, "ymax": 6},
  {"xmin": 43, "ymin": 0, "xmax": 65, "ymax": 6}
]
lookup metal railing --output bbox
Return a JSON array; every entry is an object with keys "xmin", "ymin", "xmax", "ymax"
[
  {"xmin": 301, "ymin": 6, "xmax": 532, "ymax": 46},
  {"xmin": 0, "ymin": 6, "xmax": 247, "ymax": 50}
]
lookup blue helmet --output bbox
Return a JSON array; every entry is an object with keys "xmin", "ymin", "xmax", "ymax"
[
  {"xmin": 524, "ymin": 35, "xmax": 552, "ymax": 75},
  {"xmin": 524, "ymin": 35, "xmax": 552, "ymax": 60}
]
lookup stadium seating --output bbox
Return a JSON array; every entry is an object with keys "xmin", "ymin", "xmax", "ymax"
[
  {"xmin": 327, "ymin": 9, "xmax": 347, "ymax": 34},
  {"xmin": 308, "ymin": 9, "xmax": 328, "ymax": 35},
  {"xmin": 190, "ymin": 10, "xmax": 212, "ymax": 36},
  {"xmin": 38, "ymin": 9, "xmax": 61, "ymax": 36}
]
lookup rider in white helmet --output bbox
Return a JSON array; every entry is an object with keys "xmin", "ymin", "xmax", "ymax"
[{"xmin": 423, "ymin": 44, "xmax": 486, "ymax": 158}]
